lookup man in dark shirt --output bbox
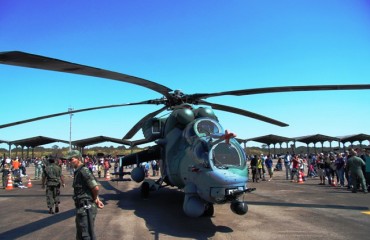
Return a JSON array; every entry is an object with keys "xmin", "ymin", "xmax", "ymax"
[
  {"xmin": 335, "ymin": 153, "xmax": 345, "ymax": 187},
  {"xmin": 66, "ymin": 150, "xmax": 104, "ymax": 239},
  {"xmin": 250, "ymin": 155, "xmax": 258, "ymax": 182}
]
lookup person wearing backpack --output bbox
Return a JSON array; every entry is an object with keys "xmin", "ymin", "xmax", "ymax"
[{"xmin": 42, "ymin": 157, "xmax": 65, "ymax": 214}]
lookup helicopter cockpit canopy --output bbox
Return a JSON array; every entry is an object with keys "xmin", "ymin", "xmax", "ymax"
[
  {"xmin": 194, "ymin": 118, "xmax": 222, "ymax": 137},
  {"xmin": 210, "ymin": 141, "xmax": 246, "ymax": 169},
  {"xmin": 183, "ymin": 117, "xmax": 222, "ymax": 144},
  {"xmin": 195, "ymin": 119, "xmax": 246, "ymax": 169},
  {"xmin": 183, "ymin": 117, "xmax": 246, "ymax": 169}
]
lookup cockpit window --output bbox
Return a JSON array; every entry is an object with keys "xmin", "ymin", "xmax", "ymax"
[
  {"xmin": 211, "ymin": 142, "xmax": 244, "ymax": 168},
  {"xmin": 194, "ymin": 119, "xmax": 221, "ymax": 136}
]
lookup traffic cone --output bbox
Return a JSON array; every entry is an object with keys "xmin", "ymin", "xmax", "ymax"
[
  {"xmin": 27, "ymin": 178, "xmax": 33, "ymax": 188},
  {"xmin": 105, "ymin": 170, "xmax": 111, "ymax": 180},
  {"xmin": 5, "ymin": 173, "xmax": 14, "ymax": 190},
  {"xmin": 298, "ymin": 171, "xmax": 304, "ymax": 184},
  {"xmin": 331, "ymin": 178, "xmax": 337, "ymax": 187}
]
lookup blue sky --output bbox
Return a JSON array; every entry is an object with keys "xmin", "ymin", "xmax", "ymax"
[{"xmin": 1, "ymin": 0, "xmax": 370, "ymax": 149}]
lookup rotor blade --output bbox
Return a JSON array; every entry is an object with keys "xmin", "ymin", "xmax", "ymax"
[
  {"xmin": 199, "ymin": 100, "xmax": 289, "ymax": 127},
  {"xmin": 0, "ymin": 100, "xmax": 157, "ymax": 129},
  {"xmin": 192, "ymin": 84, "xmax": 370, "ymax": 100},
  {"xmin": 123, "ymin": 106, "xmax": 167, "ymax": 140},
  {"xmin": 0, "ymin": 51, "xmax": 173, "ymax": 97}
]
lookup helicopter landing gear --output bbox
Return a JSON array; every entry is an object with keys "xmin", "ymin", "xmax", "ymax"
[
  {"xmin": 139, "ymin": 177, "xmax": 168, "ymax": 199},
  {"xmin": 141, "ymin": 182, "xmax": 150, "ymax": 199},
  {"xmin": 202, "ymin": 203, "xmax": 214, "ymax": 217}
]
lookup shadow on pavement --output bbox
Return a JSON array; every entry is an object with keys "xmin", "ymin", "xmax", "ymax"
[
  {"xmin": 99, "ymin": 180, "xmax": 233, "ymax": 239},
  {"xmin": 0, "ymin": 209, "xmax": 75, "ymax": 239},
  {"xmin": 248, "ymin": 201, "xmax": 369, "ymax": 210}
]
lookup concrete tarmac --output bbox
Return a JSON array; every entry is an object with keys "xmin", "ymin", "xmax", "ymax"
[{"xmin": 0, "ymin": 165, "xmax": 369, "ymax": 240}]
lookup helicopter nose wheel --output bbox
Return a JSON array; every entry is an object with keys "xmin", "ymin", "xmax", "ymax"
[
  {"xmin": 141, "ymin": 182, "xmax": 150, "ymax": 199},
  {"xmin": 230, "ymin": 200, "xmax": 248, "ymax": 215}
]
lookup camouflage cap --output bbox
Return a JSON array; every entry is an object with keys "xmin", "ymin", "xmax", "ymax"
[{"xmin": 65, "ymin": 150, "xmax": 82, "ymax": 159}]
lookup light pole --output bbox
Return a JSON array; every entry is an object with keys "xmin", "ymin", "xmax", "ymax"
[{"xmin": 68, "ymin": 107, "xmax": 74, "ymax": 151}]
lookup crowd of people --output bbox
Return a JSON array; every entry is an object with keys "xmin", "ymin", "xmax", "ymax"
[
  {"xmin": 0, "ymin": 156, "xmax": 29, "ymax": 188},
  {"xmin": 0, "ymin": 153, "xmax": 160, "ymax": 190},
  {"xmin": 248, "ymin": 148, "xmax": 370, "ymax": 193}
]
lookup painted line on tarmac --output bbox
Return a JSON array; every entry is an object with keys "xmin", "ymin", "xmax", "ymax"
[{"xmin": 361, "ymin": 211, "xmax": 370, "ymax": 215}]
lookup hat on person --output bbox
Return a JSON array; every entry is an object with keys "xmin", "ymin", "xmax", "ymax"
[
  {"xmin": 350, "ymin": 148, "xmax": 357, "ymax": 155},
  {"xmin": 65, "ymin": 150, "xmax": 82, "ymax": 159}
]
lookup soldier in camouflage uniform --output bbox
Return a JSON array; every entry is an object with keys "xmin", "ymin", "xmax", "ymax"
[
  {"xmin": 42, "ymin": 157, "xmax": 65, "ymax": 214},
  {"xmin": 364, "ymin": 149, "xmax": 370, "ymax": 190},
  {"xmin": 347, "ymin": 149, "xmax": 368, "ymax": 194},
  {"xmin": 66, "ymin": 150, "xmax": 104, "ymax": 240}
]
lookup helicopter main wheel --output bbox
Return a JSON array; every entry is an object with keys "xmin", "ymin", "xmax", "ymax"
[
  {"xmin": 202, "ymin": 203, "xmax": 214, "ymax": 217},
  {"xmin": 141, "ymin": 182, "xmax": 150, "ymax": 199}
]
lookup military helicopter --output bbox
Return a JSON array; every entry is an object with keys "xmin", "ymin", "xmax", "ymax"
[{"xmin": 1, "ymin": 51, "xmax": 370, "ymax": 218}]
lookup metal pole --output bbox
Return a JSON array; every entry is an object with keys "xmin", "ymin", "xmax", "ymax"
[{"xmin": 68, "ymin": 108, "xmax": 73, "ymax": 151}]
